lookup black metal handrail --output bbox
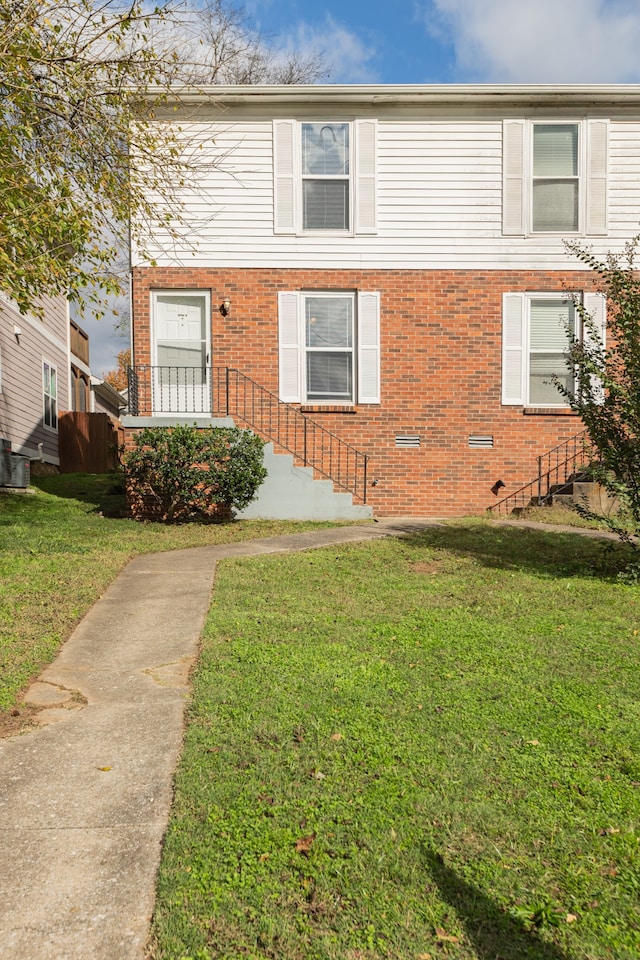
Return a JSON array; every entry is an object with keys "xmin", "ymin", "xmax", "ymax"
[
  {"xmin": 127, "ymin": 365, "xmax": 369, "ymax": 503},
  {"xmin": 489, "ymin": 429, "xmax": 596, "ymax": 515}
]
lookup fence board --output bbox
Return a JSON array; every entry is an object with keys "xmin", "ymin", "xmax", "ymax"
[{"xmin": 59, "ymin": 412, "xmax": 123, "ymax": 473}]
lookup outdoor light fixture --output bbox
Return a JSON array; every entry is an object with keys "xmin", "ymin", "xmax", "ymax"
[
  {"xmin": 220, "ymin": 298, "xmax": 231, "ymax": 316},
  {"xmin": 491, "ymin": 479, "xmax": 505, "ymax": 496}
]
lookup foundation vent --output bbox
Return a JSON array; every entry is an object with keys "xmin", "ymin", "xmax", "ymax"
[
  {"xmin": 468, "ymin": 435, "xmax": 494, "ymax": 449},
  {"xmin": 395, "ymin": 435, "xmax": 421, "ymax": 448}
]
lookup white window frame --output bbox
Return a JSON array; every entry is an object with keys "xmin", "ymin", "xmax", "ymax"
[
  {"xmin": 278, "ymin": 290, "xmax": 380, "ymax": 405},
  {"xmin": 273, "ymin": 119, "xmax": 377, "ymax": 237},
  {"xmin": 301, "ymin": 122, "xmax": 351, "ymax": 233},
  {"xmin": 502, "ymin": 292, "xmax": 606, "ymax": 407},
  {"xmin": 503, "ymin": 119, "xmax": 608, "ymax": 237},
  {"xmin": 303, "ymin": 292, "xmax": 355, "ymax": 402},
  {"xmin": 43, "ymin": 359, "xmax": 58, "ymax": 431},
  {"xmin": 531, "ymin": 122, "xmax": 581, "ymax": 234}
]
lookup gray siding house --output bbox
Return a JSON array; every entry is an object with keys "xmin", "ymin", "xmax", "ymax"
[{"xmin": 0, "ymin": 292, "xmax": 70, "ymax": 468}]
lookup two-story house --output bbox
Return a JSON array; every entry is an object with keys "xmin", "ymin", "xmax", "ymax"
[{"xmin": 124, "ymin": 84, "xmax": 639, "ymax": 518}]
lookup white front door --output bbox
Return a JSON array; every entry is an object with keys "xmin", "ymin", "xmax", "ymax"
[{"xmin": 152, "ymin": 291, "xmax": 211, "ymax": 414}]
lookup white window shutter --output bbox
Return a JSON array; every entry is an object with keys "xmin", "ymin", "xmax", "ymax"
[
  {"xmin": 273, "ymin": 120, "xmax": 297, "ymax": 234},
  {"xmin": 585, "ymin": 120, "xmax": 608, "ymax": 236},
  {"xmin": 503, "ymin": 120, "xmax": 526, "ymax": 236},
  {"xmin": 278, "ymin": 292, "xmax": 301, "ymax": 402},
  {"xmin": 357, "ymin": 291, "xmax": 380, "ymax": 404},
  {"xmin": 502, "ymin": 293, "xmax": 525, "ymax": 404},
  {"xmin": 355, "ymin": 120, "xmax": 377, "ymax": 235},
  {"xmin": 583, "ymin": 292, "xmax": 607, "ymax": 403}
]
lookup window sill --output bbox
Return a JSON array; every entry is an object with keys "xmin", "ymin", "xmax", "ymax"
[
  {"xmin": 523, "ymin": 407, "xmax": 577, "ymax": 416},
  {"xmin": 300, "ymin": 405, "xmax": 357, "ymax": 414}
]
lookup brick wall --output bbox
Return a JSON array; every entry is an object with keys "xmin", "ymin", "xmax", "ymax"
[{"xmin": 130, "ymin": 267, "xmax": 597, "ymax": 517}]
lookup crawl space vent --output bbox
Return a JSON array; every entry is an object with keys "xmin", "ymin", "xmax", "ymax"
[
  {"xmin": 395, "ymin": 435, "xmax": 421, "ymax": 448},
  {"xmin": 468, "ymin": 435, "xmax": 494, "ymax": 449}
]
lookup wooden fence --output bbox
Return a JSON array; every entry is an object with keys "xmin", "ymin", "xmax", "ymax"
[{"xmin": 59, "ymin": 412, "xmax": 124, "ymax": 474}]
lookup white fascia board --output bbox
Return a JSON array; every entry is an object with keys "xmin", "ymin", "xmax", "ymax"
[{"xmin": 143, "ymin": 83, "xmax": 640, "ymax": 110}]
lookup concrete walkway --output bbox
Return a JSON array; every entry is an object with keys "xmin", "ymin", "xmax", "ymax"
[{"xmin": 0, "ymin": 519, "xmax": 439, "ymax": 960}]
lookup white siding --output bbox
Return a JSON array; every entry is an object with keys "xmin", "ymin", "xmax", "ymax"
[{"xmin": 135, "ymin": 117, "xmax": 640, "ymax": 272}]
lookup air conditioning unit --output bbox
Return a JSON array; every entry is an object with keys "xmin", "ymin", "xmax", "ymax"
[
  {"xmin": 10, "ymin": 455, "xmax": 30, "ymax": 488},
  {"xmin": 1, "ymin": 438, "xmax": 10, "ymax": 483},
  {"xmin": 0, "ymin": 439, "xmax": 31, "ymax": 488}
]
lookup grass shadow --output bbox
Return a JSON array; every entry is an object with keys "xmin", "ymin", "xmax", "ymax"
[
  {"xmin": 399, "ymin": 521, "xmax": 631, "ymax": 582},
  {"xmin": 33, "ymin": 473, "xmax": 127, "ymax": 517},
  {"xmin": 423, "ymin": 848, "xmax": 574, "ymax": 960}
]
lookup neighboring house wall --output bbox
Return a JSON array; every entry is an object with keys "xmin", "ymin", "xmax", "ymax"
[
  {"xmin": 91, "ymin": 379, "xmax": 124, "ymax": 420},
  {"xmin": 0, "ymin": 293, "xmax": 69, "ymax": 465},
  {"xmin": 130, "ymin": 87, "xmax": 640, "ymax": 516}
]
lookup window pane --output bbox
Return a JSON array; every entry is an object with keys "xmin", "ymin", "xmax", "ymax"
[
  {"xmin": 43, "ymin": 363, "xmax": 50, "ymax": 394},
  {"xmin": 529, "ymin": 354, "xmax": 573, "ymax": 405},
  {"xmin": 306, "ymin": 297, "xmax": 353, "ymax": 348},
  {"xmin": 306, "ymin": 353, "xmax": 352, "ymax": 401},
  {"xmin": 533, "ymin": 124, "xmax": 578, "ymax": 177},
  {"xmin": 530, "ymin": 300, "xmax": 573, "ymax": 350},
  {"xmin": 302, "ymin": 123, "xmax": 349, "ymax": 175},
  {"xmin": 532, "ymin": 180, "xmax": 579, "ymax": 231},
  {"xmin": 50, "ymin": 367, "xmax": 56, "ymax": 400},
  {"xmin": 303, "ymin": 180, "xmax": 349, "ymax": 230}
]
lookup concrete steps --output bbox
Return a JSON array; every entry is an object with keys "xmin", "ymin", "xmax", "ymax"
[
  {"xmin": 238, "ymin": 443, "xmax": 372, "ymax": 521},
  {"xmin": 548, "ymin": 477, "xmax": 619, "ymax": 514}
]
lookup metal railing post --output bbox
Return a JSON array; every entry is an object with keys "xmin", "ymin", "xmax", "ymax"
[
  {"xmin": 225, "ymin": 367, "xmax": 230, "ymax": 417},
  {"xmin": 537, "ymin": 455, "xmax": 542, "ymax": 504}
]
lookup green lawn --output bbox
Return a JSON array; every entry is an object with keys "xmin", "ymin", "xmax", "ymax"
[
  {"xmin": 150, "ymin": 523, "xmax": 640, "ymax": 960},
  {"xmin": 0, "ymin": 474, "xmax": 341, "ymax": 713}
]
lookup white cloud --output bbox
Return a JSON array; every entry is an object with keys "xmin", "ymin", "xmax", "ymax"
[
  {"xmin": 424, "ymin": 0, "xmax": 640, "ymax": 82},
  {"xmin": 275, "ymin": 15, "xmax": 380, "ymax": 83}
]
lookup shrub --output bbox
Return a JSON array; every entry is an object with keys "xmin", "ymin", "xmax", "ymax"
[
  {"xmin": 557, "ymin": 237, "xmax": 640, "ymax": 554},
  {"xmin": 123, "ymin": 425, "xmax": 267, "ymax": 522}
]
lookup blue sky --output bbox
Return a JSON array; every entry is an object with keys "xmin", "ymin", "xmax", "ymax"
[
  {"xmin": 251, "ymin": 0, "xmax": 640, "ymax": 85},
  {"xmin": 88, "ymin": 0, "xmax": 640, "ymax": 375}
]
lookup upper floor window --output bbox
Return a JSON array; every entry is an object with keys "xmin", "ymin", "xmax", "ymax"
[
  {"xmin": 43, "ymin": 360, "xmax": 58, "ymax": 430},
  {"xmin": 273, "ymin": 119, "xmax": 377, "ymax": 236},
  {"xmin": 503, "ymin": 119, "xmax": 608, "ymax": 237},
  {"xmin": 532, "ymin": 124, "xmax": 579, "ymax": 232},
  {"xmin": 302, "ymin": 123, "xmax": 350, "ymax": 231}
]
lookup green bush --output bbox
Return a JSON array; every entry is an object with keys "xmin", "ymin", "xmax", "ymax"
[
  {"xmin": 123, "ymin": 425, "xmax": 267, "ymax": 522},
  {"xmin": 558, "ymin": 237, "xmax": 640, "ymax": 556}
]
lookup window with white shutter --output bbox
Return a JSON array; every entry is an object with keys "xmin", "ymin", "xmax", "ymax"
[
  {"xmin": 502, "ymin": 119, "xmax": 608, "ymax": 237},
  {"xmin": 278, "ymin": 291, "xmax": 380, "ymax": 404},
  {"xmin": 273, "ymin": 120, "xmax": 377, "ymax": 236},
  {"xmin": 502, "ymin": 292, "xmax": 606, "ymax": 406}
]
